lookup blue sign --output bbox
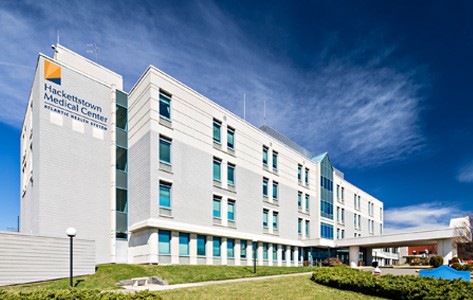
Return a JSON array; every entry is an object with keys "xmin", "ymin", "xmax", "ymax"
[{"xmin": 420, "ymin": 265, "xmax": 471, "ymax": 281}]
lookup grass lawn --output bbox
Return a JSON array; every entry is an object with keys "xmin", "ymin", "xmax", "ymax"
[
  {"xmin": 2, "ymin": 264, "xmax": 314, "ymax": 291},
  {"xmin": 159, "ymin": 275, "xmax": 385, "ymax": 299}
]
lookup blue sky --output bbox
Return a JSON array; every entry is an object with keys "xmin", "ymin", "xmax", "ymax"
[{"xmin": 0, "ymin": 0, "xmax": 472, "ymax": 232}]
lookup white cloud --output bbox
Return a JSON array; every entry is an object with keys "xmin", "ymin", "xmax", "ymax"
[
  {"xmin": 457, "ymin": 161, "xmax": 473, "ymax": 183},
  {"xmin": 384, "ymin": 203, "xmax": 461, "ymax": 233}
]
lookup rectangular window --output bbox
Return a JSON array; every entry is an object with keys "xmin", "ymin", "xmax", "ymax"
[
  {"xmin": 341, "ymin": 208, "xmax": 345, "ymax": 223},
  {"xmin": 272, "ymin": 181, "xmax": 278, "ymax": 200},
  {"xmin": 263, "ymin": 243, "xmax": 269, "ymax": 260},
  {"xmin": 305, "ymin": 194, "xmax": 309, "ymax": 212},
  {"xmin": 227, "ymin": 163, "xmax": 235, "ymax": 186},
  {"xmin": 298, "ymin": 218, "xmax": 302, "ymax": 235},
  {"xmin": 159, "ymin": 136, "xmax": 171, "ymax": 164},
  {"xmin": 227, "ymin": 127, "xmax": 235, "ymax": 149},
  {"xmin": 228, "ymin": 200, "xmax": 235, "ymax": 221},
  {"xmin": 337, "ymin": 207, "xmax": 340, "ymax": 222},
  {"xmin": 336, "ymin": 185, "xmax": 340, "ymax": 199},
  {"xmin": 358, "ymin": 195, "xmax": 361, "ymax": 209},
  {"xmin": 273, "ymin": 211, "xmax": 279, "ymax": 230},
  {"xmin": 341, "ymin": 230, "xmax": 345, "ymax": 239},
  {"xmin": 290, "ymin": 246, "xmax": 294, "ymax": 261},
  {"xmin": 213, "ymin": 119, "xmax": 221, "ymax": 143},
  {"xmin": 282, "ymin": 245, "xmax": 286, "ymax": 261},
  {"xmin": 213, "ymin": 197, "xmax": 221, "ymax": 218},
  {"xmin": 358, "ymin": 214, "xmax": 361, "ymax": 228},
  {"xmin": 298, "ymin": 192, "xmax": 302, "ymax": 209},
  {"xmin": 197, "ymin": 235, "xmax": 206, "ymax": 256},
  {"xmin": 354, "ymin": 194, "xmax": 357, "ymax": 209},
  {"xmin": 262, "ymin": 146, "xmax": 269, "ymax": 165},
  {"xmin": 263, "ymin": 209, "xmax": 269, "ymax": 228},
  {"xmin": 213, "ymin": 237, "xmax": 221, "ymax": 257},
  {"xmin": 272, "ymin": 151, "xmax": 278, "ymax": 170},
  {"xmin": 159, "ymin": 182, "xmax": 171, "ymax": 208},
  {"xmin": 227, "ymin": 238, "xmax": 235, "ymax": 258},
  {"xmin": 305, "ymin": 220, "xmax": 310, "ymax": 237},
  {"xmin": 341, "ymin": 187, "xmax": 345, "ymax": 201},
  {"xmin": 297, "ymin": 164, "xmax": 302, "ymax": 182},
  {"xmin": 380, "ymin": 224, "xmax": 383, "ymax": 234},
  {"xmin": 158, "ymin": 230, "xmax": 171, "ymax": 254},
  {"xmin": 179, "ymin": 233, "xmax": 190, "ymax": 256},
  {"xmin": 368, "ymin": 201, "xmax": 371, "ymax": 215},
  {"xmin": 305, "ymin": 168, "xmax": 309, "ymax": 185},
  {"xmin": 263, "ymin": 178, "xmax": 269, "ymax": 197},
  {"xmin": 116, "ymin": 105, "xmax": 127, "ymax": 130},
  {"xmin": 354, "ymin": 213, "xmax": 357, "ymax": 227},
  {"xmin": 116, "ymin": 188, "xmax": 128, "ymax": 213},
  {"xmin": 337, "ymin": 228, "xmax": 340, "ymax": 239},
  {"xmin": 116, "ymin": 146, "xmax": 127, "ymax": 172},
  {"xmin": 320, "ymin": 222, "xmax": 334, "ymax": 239},
  {"xmin": 159, "ymin": 91, "xmax": 171, "ymax": 120},
  {"xmin": 213, "ymin": 158, "xmax": 221, "ymax": 181},
  {"xmin": 240, "ymin": 240, "xmax": 247, "ymax": 258},
  {"xmin": 273, "ymin": 244, "xmax": 278, "ymax": 260},
  {"xmin": 380, "ymin": 208, "xmax": 383, "ymax": 221}
]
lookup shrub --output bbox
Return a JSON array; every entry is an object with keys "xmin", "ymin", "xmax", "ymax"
[
  {"xmin": 429, "ymin": 256, "xmax": 444, "ymax": 268},
  {"xmin": 451, "ymin": 263, "xmax": 473, "ymax": 271},
  {"xmin": 311, "ymin": 266, "xmax": 473, "ymax": 300},
  {"xmin": 0, "ymin": 289, "xmax": 161, "ymax": 300},
  {"xmin": 322, "ymin": 257, "xmax": 343, "ymax": 267}
]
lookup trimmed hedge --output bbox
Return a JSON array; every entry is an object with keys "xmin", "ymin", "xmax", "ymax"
[
  {"xmin": 429, "ymin": 256, "xmax": 443, "ymax": 268},
  {"xmin": 0, "ymin": 289, "xmax": 161, "ymax": 300},
  {"xmin": 311, "ymin": 266, "xmax": 473, "ymax": 300}
]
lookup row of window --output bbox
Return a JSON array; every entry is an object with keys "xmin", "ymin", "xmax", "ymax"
[
  {"xmin": 297, "ymin": 164, "xmax": 310, "ymax": 185},
  {"xmin": 213, "ymin": 157, "xmax": 235, "ymax": 186},
  {"xmin": 354, "ymin": 194, "xmax": 361, "ymax": 210},
  {"xmin": 336, "ymin": 228, "xmax": 345, "ymax": 239},
  {"xmin": 368, "ymin": 201, "xmax": 374, "ymax": 216},
  {"xmin": 263, "ymin": 209, "xmax": 279, "ymax": 230},
  {"xmin": 297, "ymin": 218, "xmax": 310, "ymax": 237},
  {"xmin": 368, "ymin": 219, "xmax": 375, "ymax": 234},
  {"xmin": 262, "ymin": 177, "xmax": 279, "ymax": 200},
  {"xmin": 213, "ymin": 119, "xmax": 235, "ymax": 150},
  {"xmin": 335, "ymin": 184, "xmax": 345, "ymax": 202},
  {"xmin": 354, "ymin": 213, "xmax": 361, "ymax": 230},
  {"xmin": 213, "ymin": 196, "xmax": 236, "ymax": 221},
  {"xmin": 297, "ymin": 192, "xmax": 310, "ymax": 212},
  {"xmin": 262, "ymin": 146, "xmax": 278, "ymax": 170},
  {"xmin": 320, "ymin": 222, "xmax": 333, "ymax": 239},
  {"xmin": 336, "ymin": 207, "xmax": 345, "ymax": 224}
]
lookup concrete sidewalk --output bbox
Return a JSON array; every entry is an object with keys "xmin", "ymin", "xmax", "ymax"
[{"xmin": 123, "ymin": 272, "xmax": 313, "ymax": 291}]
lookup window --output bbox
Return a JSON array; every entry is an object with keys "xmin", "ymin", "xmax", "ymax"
[
  {"xmin": 290, "ymin": 246, "xmax": 294, "ymax": 261},
  {"xmin": 297, "ymin": 164, "xmax": 302, "ymax": 182},
  {"xmin": 159, "ymin": 91, "xmax": 171, "ymax": 120},
  {"xmin": 227, "ymin": 163, "xmax": 235, "ymax": 186},
  {"xmin": 341, "ymin": 187, "xmax": 345, "ymax": 201},
  {"xmin": 354, "ymin": 194, "xmax": 357, "ymax": 209},
  {"xmin": 116, "ymin": 105, "xmax": 127, "ymax": 130},
  {"xmin": 341, "ymin": 208, "xmax": 345, "ymax": 224},
  {"xmin": 116, "ymin": 188, "xmax": 128, "ymax": 213},
  {"xmin": 262, "ymin": 146, "xmax": 269, "ymax": 165},
  {"xmin": 273, "ymin": 244, "xmax": 277, "ymax": 260},
  {"xmin": 298, "ymin": 192, "xmax": 302, "ymax": 209},
  {"xmin": 380, "ymin": 224, "xmax": 383, "ymax": 234},
  {"xmin": 305, "ymin": 168, "xmax": 309, "ymax": 185},
  {"xmin": 263, "ymin": 209, "xmax": 269, "ymax": 228},
  {"xmin": 197, "ymin": 235, "xmax": 206, "ymax": 256},
  {"xmin": 298, "ymin": 218, "xmax": 302, "ymax": 235},
  {"xmin": 273, "ymin": 211, "xmax": 279, "ymax": 230},
  {"xmin": 158, "ymin": 230, "xmax": 171, "ymax": 254},
  {"xmin": 337, "ymin": 228, "xmax": 340, "ymax": 239},
  {"xmin": 321, "ymin": 222, "xmax": 334, "ymax": 239},
  {"xmin": 263, "ymin": 178, "xmax": 269, "ymax": 197},
  {"xmin": 272, "ymin": 181, "xmax": 278, "ymax": 200},
  {"xmin": 336, "ymin": 185, "xmax": 340, "ymax": 199},
  {"xmin": 305, "ymin": 194, "xmax": 309, "ymax": 212},
  {"xmin": 213, "ymin": 119, "xmax": 221, "ymax": 143},
  {"xmin": 282, "ymin": 245, "xmax": 286, "ymax": 261},
  {"xmin": 358, "ymin": 215, "xmax": 361, "ymax": 228},
  {"xmin": 337, "ymin": 207, "xmax": 340, "ymax": 222},
  {"xmin": 179, "ymin": 233, "xmax": 190, "ymax": 256},
  {"xmin": 380, "ymin": 207, "xmax": 383, "ymax": 221},
  {"xmin": 159, "ymin": 182, "xmax": 171, "ymax": 208},
  {"xmin": 213, "ymin": 158, "xmax": 221, "ymax": 181},
  {"xmin": 227, "ymin": 238, "xmax": 235, "ymax": 258},
  {"xmin": 213, "ymin": 197, "xmax": 221, "ymax": 218},
  {"xmin": 305, "ymin": 220, "xmax": 310, "ymax": 237},
  {"xmin": 263, "ymin": 243, "xmax": 269, "ymax": 260},
  {"xmin": 368, "ymin": 201, "xmax": 371, "ymax": 215},
  {"xmin": 354, "ymin": 213, "xmax": 358, "ymax": 227},
  {"xmin": 159, "ymin": 136, "xmax": 171, "ymax": 164},
  {"xmin": 341, "ymin": 229, "xmax": 345, "ymax": 239},
  {"xmin": 213, "ymin": 237, "xmax": 221, "ymax": 257},
  {"xmin": 227, "ymin": 127, "xmax": 235, "ymax": 149},
  {"xmin": 228, "ymin": 200, "xmax": 235, "ymax": 221},
  {"xmin": 240, "ymin": 240, "xmax": 247, "ymax": 258},
  {"xmin": 116, "ymin": 146, "xmax": 127, "ymax": 171},
  {"xmin": 358, "ymin": 195, "xmax": 361, "ymax": 210},
  {"xmin": 272, "ymin": 151, "xmax": 278, "ymax": 170}
]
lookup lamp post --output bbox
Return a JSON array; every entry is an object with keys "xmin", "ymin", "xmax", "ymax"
[
  {"xmin": 66, "ymin": 227, "xmax": 77, "ymax": 287},
  {"xmin": 253, "ymin": 239, "xmax": 257, "ymax": 274}
]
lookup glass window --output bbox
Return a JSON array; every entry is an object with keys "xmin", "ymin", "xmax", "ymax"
[
  {"xmin": 354, "ymin": 214, "xmax": 357, "ymax": 227},
  {"xmin": 197, "ymin": 235, "xmax": 206, "ymax": 256},
  {"xmin": 227, "ymin": 238, "xmax": 235, "ymax": 258},
  {"xmin": 159, "ymin": 182, "xmax": 171, "ymax": 208},
  {"xmin": 263, "ymin": 243, "xmax": 268, "ymax": 260},
  {"xmin": 179, "ymin": 233, "xmax": 190, "ymax": 256},
  {"xmin": 298, "ymin": 192, "xmax": 302, "ymax": 208},
  {"xmin": 358, "ymin": 214, "xmax": 361, "ymax": 228},
  {"xmin": 263, "ymin": 178, "xmax": 269, "ymax": 197},
  {"xmin": 116, "ymin": 146, "xmax": 127, "ymax": 171},
  {"xmin": 341, "ymin": 187, "xmax": 345, "ymax": 200},
  {"xmin": 336, "ymin": 185, "xmax": 340, "ymax": 199},
  {"xmin": 159, "ymin": 136, "xmax": 171, "ymax": 164},
  {"xmin": 273, "ymin": 212, "xmax": 279, "ymax": 230},
  {"xmin": 262, "ymin": 146, "xmax": 268, "ymax": 165},
  {"xmin": 213, "ymin": 158, "xmax": 221, "ymax": 181},
  {"xmin": 272, "ymin": 151, "xmax": 278, "ymax": 170},
  {"xmin": 305, "ymin": 220, "xmax": 310, "ymax": 237},
  {"xmin": 228, "ymin": 200, "xmax": 235, "ymax": 221},
  {"xmin": 159, "ymin": 92, "xmax": 171, "ymax": 120},
  {"xmin": 341, "ymin": 208, "xmax": 345, "ymax": 223},
  {"xmin": 240, "ymin": 240, "xmax": 247, "ymax": 258},
  {"xmin": 282, "ymin": 245, "xmax": 286, "ymax": 261},
  {"xmin": 158, "ymin": 230, "xmax": 171, "ymax": 254},
  {"xmin": 227, "ymin": 127, "xmax": 235, "ymax": 149},
  {"xmin": 305, "ymin": 194, "xmax": 309, "ymax": 211},
  {"xmin": 272, "ymin": 182, "xmax": 278, "ymax": 200},
  {"xmin": 297, "ymin": 165, "xmax": 302, "ymax": 182},
  {"xmin": 321, "ymin": 222, "xmax": 334, "ymax": 239},
  {"xmin": 213, "ymin": 119, "xmax": 221, "ymax": 143},
  {"xmin": 305, "ymin": 168, "xmax": 309, "ymax": 185},
  {"xmin": 273, "ymin": 244, "xmax": 278, "ymax": 260},
  {"xmin": 213, "ymin": 197, "xmax": 221, "ymax": 218},
  {"xmin": 228, "ymin": 164, "xmax": 235, "ymax": 186},
  {"xmin": 298, "ymin": 218, "xmax": 302, "ymax": 235},
  {"xmin": 263, "ymin": 209, "xmax": 269, "ymax": 228},
  {"xmin": 116, "ymin": 105, "xmax": 127, "ymax": 130},
  {"xmin": 337, "ymin": 228, "xmax": 340, "ymax": 239},
  {"xmin": 341, "ymin": 230, "xmax": 345, "ymax": 239},
  {"xmin": 213, "ymin": 237, "xmax": 221, "ymax": 257},
  {"xmin": 116, "ymin": 188, "xmax": 127, "ymax": 213},
  {"xmin": 290, "ymin": 246, "xmax": 294, "ymax": 261}
]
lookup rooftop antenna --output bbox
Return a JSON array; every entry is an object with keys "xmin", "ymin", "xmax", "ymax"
[
  {"xmin": 57, "ymin": 29, "xmax": 60, "ymax": 45},
  {"xmin": 243, "ymin": 93, "xmax": 246, "ymax": 120},
  {"xmin": 263, "ymin": 99, "xmax": 267, "ymax": 125},
  {"xmin": 87, "ymin": 43, "xmax": 99, "ymax": 62}
]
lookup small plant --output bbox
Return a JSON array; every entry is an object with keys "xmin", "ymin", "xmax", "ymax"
[
  {"xmin": 429, "ymin": 255, "xmax": 444, "ymax": 268},
  {"xmin": 322, "ymin": 257, "xmax": 343, "ymax": 267}
]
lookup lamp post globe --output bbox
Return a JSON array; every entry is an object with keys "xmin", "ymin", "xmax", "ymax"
[{"xmin": 66, "ymin": 227, "xmax": 77, "ymax": 237}]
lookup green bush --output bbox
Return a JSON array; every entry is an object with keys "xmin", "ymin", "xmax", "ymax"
[
  {"xmin": 311, "ymin": 266, "xmax": 473, "ymax": 300},
  {"xmin": 429, "ymin": 256, "xmax": 444, "ymax": 268},
  {"xmin": 451, "ymin": 263, "xmax": 473, "ymax": 271},
  {"xmin": 0, "ymin": 288, "xmax": 161, "ymax": 300}
]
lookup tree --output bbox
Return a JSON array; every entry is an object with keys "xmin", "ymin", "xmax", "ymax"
[{"xmin": 452, "ymin": 214, "xmax": 473, "ymax": 260}]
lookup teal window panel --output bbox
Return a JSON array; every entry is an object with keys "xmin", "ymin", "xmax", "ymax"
[
  {"xmin": 213, "ymin": 198, "xmax": 221, "ymax": 218},
  {"xmin": 213, "ymin": 159, "xmax": 221, "ymax": 181},
  {"xmin": 240, "ymin": 240, "xmax": 247, "ymax": 258},
  {"xmin": 197, "ymin": 235, "xmax": 206, "ymax": 256},
  {"xmin": 213, "ymin": 120, "xmax": 221, "ymax": 143},
  {"xmin": 158, "ymin": 230, "xmax": 171, "ymax": 254},
  {"xmin": 179, "ymin": 233, "xmax": 190, "ymax": 256},
  {"xmin": 116, "ymin": 146, "xmax": 127, "ymax": 172},
  {"xmin": 228, "ymin": 164, "xmax": 235, "ymax": 185},
  {"xmin": 159, "ymin": 182, "xmax": 171, "ymax": 208},
  {"xmin": 227, "ymin": 128, "xmax": 235, "ymax": 149},
  {"xmin": 159, "ymin": 92, "xmax": 171, "ymax": 120},
  {"xmin": 116, "ymin": 105, "xmax": 127, "ymax": 131},
  {"xmin": 213, "ymin": 237, "xmax": 221, "ymax": 257},
  {"xmin": 159, "ymin": 136, "xmax": 171, "ymax": 164},
  {"xmin": 228, "ymin": 201, "xmax": 235, "ymax": 221},
  {"xmin": 116, "ymin": 128, "xmax": 127, "ymax": 148},
  {"xmin": 227, "ymin": 238, "xmax": 235, "ymax": 258},
  {"xmin": 116, "ymin": 90, "xmax": 128, "ymax": 108}
]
